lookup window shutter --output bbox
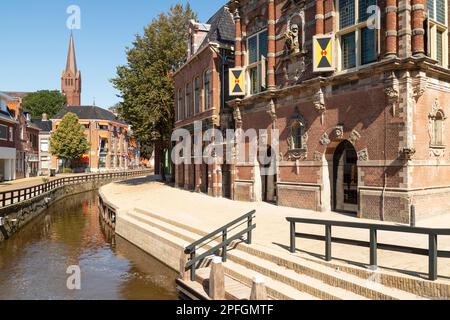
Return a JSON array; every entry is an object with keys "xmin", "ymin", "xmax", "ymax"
[{"xmin": 260, "ymin": 56, "xmax": 267, "ymax": 89}]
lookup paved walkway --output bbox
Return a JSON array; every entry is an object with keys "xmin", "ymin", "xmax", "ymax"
[
  {"xmin": 101, "ymin": 176, "xmax": 450, "ymax": 282},
  {"xmin": 0, "ymin": 170, "xmax": 148, "ymax": 193}
]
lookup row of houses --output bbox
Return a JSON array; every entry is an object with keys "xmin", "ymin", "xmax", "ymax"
[
  {"xmin": 0, "ymin": 33, "xmax": 141, "ymax": 181},
  {"xmin": 0, "ymin": 92, "xmax": 39, "ymax": 181},
  {"xmin": 172, "ymin": 0, "xmax": 450, "ymax": 223}
]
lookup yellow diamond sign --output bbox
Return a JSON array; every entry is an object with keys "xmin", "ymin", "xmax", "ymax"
[{"xmin": 313, "ymin": 34, "xmax": 335, "ymax": 73}]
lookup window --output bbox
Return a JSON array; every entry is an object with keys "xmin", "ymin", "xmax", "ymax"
[
  {"xmin": 337, "ymin": 0, "xmax": 377, "ymax": 71},
  {"xmin": 433, "ymin": 112, "xmax": 444, "ymax": 146},
  {"xmin": 99, "ymin": 156, "xmax": 106, "ymax": 168},
  {"xmin": 247, "ymin": 29, "xmax": 268, "ymax": 95},
  {"xmin": 291, "ymin": 121, "xmax": 303, "ymax": 149},
  {"xmin": 0, "ymin": 125, "xmax": 7, "ymax": 141},
  {"xmin": 177, "ymin": 89, "xmax": 183, "ymax": 120},
  {"xmin": 41, "ymin": 139, "xmax": 49, "ymax": 152},
  {"xmin": 427, "ymin": 0, "xmax": 448, "ymax": 67},
  {"xmin": 41, "ymin": 156, "xmax": 50, "ymax": 169},
  {"xmin": 185, "ymin": 83, "xmax": 191, "ymax": 118},
  {"xmin": 194, "ymin": 77, "xmax": 200, "ymax": 114},
  {"xmin": 203, "ymin": 69, "xmax": 211, "ymax": 110},
  {"xmin": 9, "ymin": 127, "xmax": 13, "ymax": 142}
]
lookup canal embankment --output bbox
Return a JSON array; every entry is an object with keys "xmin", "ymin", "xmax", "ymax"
[
  {"xmin": 98, "ymin": 177, "xmax": 450, "ymax": 300},
  {"xmin": 0, "ymin": 190, "xmax": 178, "ymax": 300},
  {"xmin": 0, "ymin": 170, "xmax": 152, "ymax": 241}
]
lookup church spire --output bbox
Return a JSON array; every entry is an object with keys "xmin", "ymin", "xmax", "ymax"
[
  {"xmin": 61, "ymin": 32, "xmax": 81, "ymax": 106},
  {"xmin": 65, "ymin": 32, "xmax": 78, "ymax": 75}
]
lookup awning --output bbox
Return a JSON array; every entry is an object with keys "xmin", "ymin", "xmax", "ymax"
[{"xmin": 99, "ymin": 121, "xmax": 110, "ymax": 126}]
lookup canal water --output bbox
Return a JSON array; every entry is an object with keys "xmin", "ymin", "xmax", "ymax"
[{"xmin": 0, "ymin": 191, "xmax": 178, "ymax": 300}]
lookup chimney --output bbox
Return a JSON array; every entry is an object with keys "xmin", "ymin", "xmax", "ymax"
[{"xmin": 42, "ymin": 113, "xmax": 48, "ymax": 121}]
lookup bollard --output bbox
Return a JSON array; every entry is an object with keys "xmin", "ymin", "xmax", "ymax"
[
  {"xmin": 209, "ymin": 256, "xmax": 225, "ymax": 300},
  {"xmin": 410, "ymin": 205, "xmax": 416, "ymax": 228},
  {"xmin": 179, "ymin": 245, "xmax": 190, "ymax": 281},
  {"xmin": 250, "ymin": 274, "xmax": 267, "ymax": 300}
]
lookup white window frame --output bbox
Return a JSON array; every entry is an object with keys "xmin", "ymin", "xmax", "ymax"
[
  {"xmin": 8, "ymin": 126, "xmax": 13, "ymax": 142},
  {"xmin": 245, "ymin": 29, "xmax": 268, "ymax": 96},
  {"xmin": 427, "ymin": 0, "xmax": 448, "ymax": 67},
  {"xmin": 41, "ymin": 138, "xmax": 49, "ymax": 152},
  {"xmin": 336, "ymin": 0, "xmax": 380, "ymax": 72}
]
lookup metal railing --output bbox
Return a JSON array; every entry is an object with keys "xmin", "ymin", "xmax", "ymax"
[
  {"xmin": 0, "ymin": 170, "xmax": 152, "ymax": 208},
  {"xmin": 185, "ymin": 210, "xmax": 256, "ymax": 281},
  {"xmin": 286, "ymin": 217, "xmax": 450, "ymax": 281}
]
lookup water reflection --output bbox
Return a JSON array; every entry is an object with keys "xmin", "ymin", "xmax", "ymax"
[{"xmin": 0, "ymin": 192, "xmax": 178, "ymax": 300}]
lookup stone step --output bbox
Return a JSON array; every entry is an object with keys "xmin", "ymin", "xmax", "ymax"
[
  {"xmin": 195, "ymin": 268, "xmax": 253, "ymax": 300},
  {"xmin": 128, "ymin": 209, "xmax": 416, "ymax": 300},
  {"xmin": 122, "ymin": 213, "xmax": 315, "ymax": 300},
  {"xmin": 129, "ymin": 208, "xmax": 431, "ymax": 299}
]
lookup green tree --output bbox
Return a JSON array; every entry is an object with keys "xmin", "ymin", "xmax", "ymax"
[
  {"xmin": 50, "ymin": 112, "xmax": 90, "ymax": 168},
  {"xmin": 22, "ymin": 90, "xmax": 66, "ymax": 119},
  {"xmin": 111, "ymin": 4, "xmax": 196, "ymax": 160}
]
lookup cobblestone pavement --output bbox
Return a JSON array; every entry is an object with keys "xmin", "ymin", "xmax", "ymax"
[{"xmin": 101, "ymin": 176, "xmax": 450, "ymax": 282}]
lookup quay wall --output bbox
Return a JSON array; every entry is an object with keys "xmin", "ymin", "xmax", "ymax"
[{"xmin": 0, "ymin": 171, "xmax": 152, "ymax": 241}]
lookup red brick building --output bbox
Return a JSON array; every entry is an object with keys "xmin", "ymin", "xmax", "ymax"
[
  {"xmin": 3, "ymin": 93, "xmax": 40, "ymax": 178},
  {"xmin": 173, "ymin": 0, "xmax": 450, "ymax": 223},
  {"xmin": 173, "ymin": 7, "xmax": 236, "ymax": 197}
]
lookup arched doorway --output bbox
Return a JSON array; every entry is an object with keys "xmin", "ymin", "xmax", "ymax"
[
  {"xmin": 259, "ymin": 146, "xmax": 277, "ymax": 203},
  {"xmin": 333, "ymin": 140, "xmax": 358, "ymax": 213}
]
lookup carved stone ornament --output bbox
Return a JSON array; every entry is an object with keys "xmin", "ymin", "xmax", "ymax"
[
  {"xmin": 233, "ymin": 106, "xmax": 242, "ymax": 127},
  {"xmin": 400, "ymin": 147, "xmax": 416, "ymax": 160},
  {"xmin": 357, "ymin": 148, "xmax": 369, "ymax": 162},
  {"xmin": 320, "ymin": 132, "xmax": 331, "ymax": 146},
  {"xmin": 349, "ymin": 130, "xmax": 361, "ymax": 145},
  {"xmin": 413, "ymin": 72, "xmax": 427, "ymax": 101},
  {"xmin": 384, "ymin": 72, "xmax": 399, "ymax": 115},
  {"xmin": 267, "ymin": 99, "xmax": 277, "ymax": 124},
  {"xmin": 334, "ymin": 126, "xmax": 344, "ymax": 139},
  {"xmin": 287, "ymin": 148, "xmax": 308, "ymax": 161},
  {"xmin": 314, "ymin": 151, "xmax": 323, "ymax": 162},
  {"xmin": 313, "ymin": 88, "xmax": 326, "ymax": 113},
  {"xmin": 284, "ymin": 10, "xmax": 305, "ymax": 56}
]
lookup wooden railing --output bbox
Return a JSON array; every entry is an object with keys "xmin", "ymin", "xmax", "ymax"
[
  {"xmin": 286, "ymin": 217, "xmax": 450, "ymax": 281},
  {"xmin": 0, "ymin": 170, "xmax": 152, "ymax": 208}
]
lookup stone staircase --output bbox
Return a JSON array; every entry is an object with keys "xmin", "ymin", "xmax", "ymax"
[{"xmin": 119, "ymin": 208, "xmax": 436, "ymax": 300}]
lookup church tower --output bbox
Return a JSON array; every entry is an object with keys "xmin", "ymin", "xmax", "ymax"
[{"xmin": 61, "ymin": 33, "xmax": 81, "ymax": 106}]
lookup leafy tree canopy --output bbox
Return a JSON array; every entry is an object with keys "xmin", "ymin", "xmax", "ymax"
[
  {"xmin": 50, "ymin": 112, "xmax": 90, "ymax": 164},
  {"xmin": 22, "ymin": 90, "xmax": 66, "ymax": 119},
  {"xmin": 111, "ymin": 4, "xmax": 196, "ymax": 157}
]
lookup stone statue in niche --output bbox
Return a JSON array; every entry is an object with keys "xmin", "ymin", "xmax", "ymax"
[{"xmin": 284, "ymin": 24, "xmax": 300, "ymax": 55}]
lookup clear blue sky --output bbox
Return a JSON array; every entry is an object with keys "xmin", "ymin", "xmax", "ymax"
[{"xmin": 0, "ymin": 0, "xmax": 227, "ymax": 108}]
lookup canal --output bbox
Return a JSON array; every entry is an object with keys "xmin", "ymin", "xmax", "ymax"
[{"xmin": 0, "ymin": 191, "xmax": 178, "ymax": 300}]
